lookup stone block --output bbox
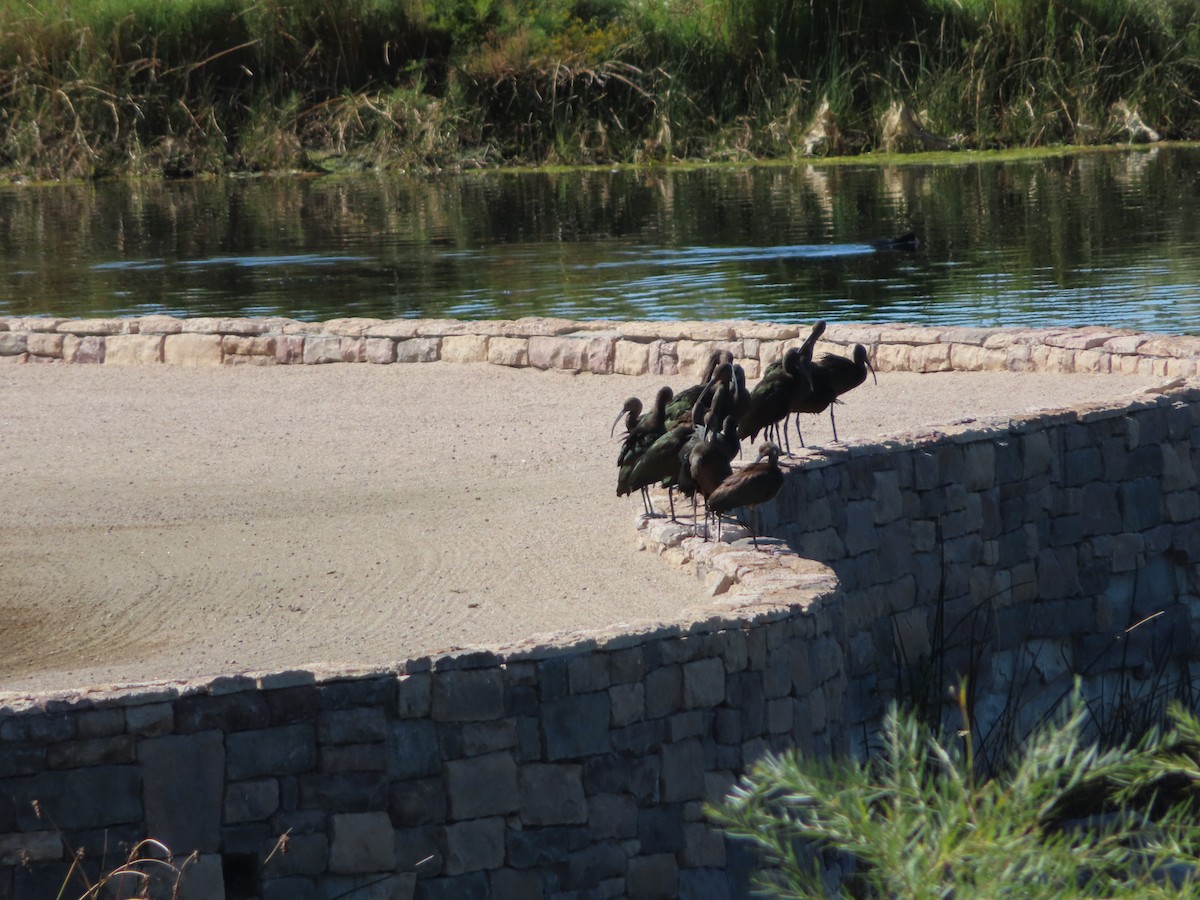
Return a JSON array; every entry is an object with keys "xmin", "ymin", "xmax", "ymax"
[
  {"xmin": 164, "ymin": 333, "xmax": 222, "ymax": 366},
  {"xmin": 0, "ymin": 831, "xmax": 60, "ymax": 866},
  {"xmin": 489, "ymin": 868, "xmax": 544, "ymax": 899},
  {"xmin": 1121, "ymin": 478, "xmax": 1164, "ymax": 531},
  {"xmin": 303, "ymin": 335, "xmax": 341, "ymax": 364},
  {"xmin": 389, "ymin": 776, "xmax": 446, "ymax": 827},
  {"xmin": 46, "ymin": 734, "xmax": 135, "ymax": 768},
  {"xmin": 338, "ymin": 336, "xmax": 367, "ymax": 362},
  {"xmin": 395, "ymin": 337, "xmax": 440, "ymax": 362},
  {"xmin": 609, "ymin": 683, "xmax": 644, "ymax": 727},
  {"xmin": 329, "ymin": 811, "xmax": 395, "ymax": 874},
  {"xmin": 222, "ymin": 334, "xmax": 277, "ymax": 360},
  {"xmin": 648, "ymin": 339, "xmax": 678, "ymax": 376},
  {"xmin": 444, "ymin": 817, "xmax": 505, "ymax": 876},
  {"xmin": 643, "ymin": 665, "xmax": 682, "ymax": 719},
  {"xmin": 58, "ymin": 317, "xmax": 129, "ymax": 335},
  {"xmin": 431, "ymin": 669, "xmax": 504, "ymax": 722},
  {"xmin": 661, "ymin": 739, "xmax": 705, "ymax": 803},
  {"xmin": 318, "ymin": 707, "xmax": 389, "ymax": 745},
  {"xmin": 542, "ymin": 692, "xmax": 611, "ymax": 760},
  {"xmin": 445, "ymin": 752, "xmax": 519, "ymax": 819},
  {"xmin": 567, "ymin": 840, "xmax": 626, "ymax": 889},
  {"xmin": 298, "ymin": 772, "xmax": 388, "ymax": 811},
  {"xmin": 415, "ymin": 872, "xmax": 488, "ymax": 899},
  {"xmin": 568, "ymin": 653, "xmax": 611, "ymax": 693},
  {"xmin": 582, "ymin": 754, "xmax": 660, "ymax": 802},
  {"xmin": 628, "ymin": 852, "xmax": 679, "ymax": 900},
  {"xmin": 141, "ymin": 731, "xmax": 224, "ymax": 853},
  {"xmin": 12, "ymin": 765, "xmax": 141, "ymax": 831},
  {"xmin": 226, "ymin": 724, "xmax": 317, "ymax": 779},
  {"xmin": 459, "ymin": 720, "xmax": 518, "ymax": 756},
  {"xmin": 612, "ymin": 720, "xmax": 667, "ymax": 756},
  {"xmin": 396, "ymin": 672, "xmax": 431, "ymax": 718},
  {"xmin": 26, "ymin": 332, "xmax": 63, "ymax": 358},
  {"xmin": 505, "ymin": 825, "xmax": 580, "ymax": 869},
  {"xmin": 177, "ymin": 852, "xmax": 225, "ymax": 900},
  {"xmin": 441, "ymin": 334, "xmax": 489, "ymax": 363},
  {"xmin": 587, "ymin": 793, "xmax": 638, "ymax": 840},
  {"xmin": 682, "ymin": 657, "xmax": 725, "ymax": 709},
  {"xmin": 389, "ymin": 720, "xmax": 441, "ymax": 780},
  {"xmin": 528, "ymin": 335, "xmax": 614, "ymax": 373},
  {"xmin": 275, "ymin": 334, "xmax": 305, "ymax": 364},
  {"xmin": 225, "ymin": 778, "xmax": 280, "ymax": 823},
  {"xmin": 321, "ymin": 742, "xmax": 388, "ymax": 772},
  {"xmin": 487, "ymin": 336, "xmax": 528, "ymax": 367},
  {"xmin": 136, "ymin": 314, "xmax": 185, "ymax": 334},
  {"xmin": 0, "ymin": 332, "xmax": 28, "ymax": 355},
  {"xmin": 637, "ymin": 805, "xmax": 685, "ymax": 853},
  {"xmin": 361, "ymin": 336, "xmax": 395, "ymax": 364},
  {"xmin": 63, "ymin": 333, "xmax": 106, "ymax": 363},
  {"xmin": 96, "ymin": 332, "xmax": 161, "ymax": 365},
  {"xmin": 614, "ymin": 340, "xmax": 650, "ymax": 375},
  {"xmin": 261, "ymin": 832, "xmax": 328, "ymax": 877},
  {"xmin": 125, "ymin": 701, "xmax": 174, "ymax": 735},
  {"xmin": 518, "ymin": 764, "xmax": 587, "ymax": 826}
]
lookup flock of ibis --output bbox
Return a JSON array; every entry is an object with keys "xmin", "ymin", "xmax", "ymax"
[{"xmin": 613, "ymin": 321, "xmax": 876, "ymax": 548}]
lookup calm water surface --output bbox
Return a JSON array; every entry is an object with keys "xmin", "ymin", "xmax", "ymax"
[{"xmin": 2, "ymin": 146, "xmax": 1198, "ymax": 332}]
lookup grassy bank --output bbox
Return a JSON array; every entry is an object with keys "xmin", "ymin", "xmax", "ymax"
[{"xmin": 0, "ymin": 0, "xmax": 1197, "ymax": 179}]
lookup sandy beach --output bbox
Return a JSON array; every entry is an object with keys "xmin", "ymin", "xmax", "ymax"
[{"xmin": 0, "ymin": 361, "xmax": 1162, "ymax": 695}]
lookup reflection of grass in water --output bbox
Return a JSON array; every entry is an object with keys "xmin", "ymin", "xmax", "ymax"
[
  {"xmin": 0, "ymin": 149, "xmax": 1198, "ymax": 326},
  {"xmin": 0, "ymin": 1, "xmax": 1197, "ymax": 178}
]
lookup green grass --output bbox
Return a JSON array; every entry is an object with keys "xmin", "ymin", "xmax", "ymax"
[{"xmin": 0, "ymin": 0, "xmax": 1196, "ymax": 177}]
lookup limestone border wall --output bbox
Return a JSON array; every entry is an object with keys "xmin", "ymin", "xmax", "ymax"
[
  {"xmin": 2, "ymin": 317, "xmax": 1199, "ymax": 899},
  {"xmin": 2, "ymin": 314, "xmax": 1200, "ymax": 378}
]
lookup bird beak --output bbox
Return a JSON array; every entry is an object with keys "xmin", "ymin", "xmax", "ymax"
[
  {"xmin": 867, "ymin": 356, "xmax": 877, "ymax": 385},
  {"xmin": 610, "ymin": 409, "xmax": 625, "ymax": 438}
]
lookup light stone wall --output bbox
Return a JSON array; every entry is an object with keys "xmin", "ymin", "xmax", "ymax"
[
  {"xmin": 4, "ymin": 315, "xmax": 1200, "ymax": 377},
  {"xmin": 1, "ymin": 316, "xmax": 1199, "ymax": 899}
]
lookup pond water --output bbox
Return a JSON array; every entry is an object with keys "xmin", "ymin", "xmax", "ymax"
[{"xmin": 2, "ymin": 146, "xmax": 1198, "ymax": 332}]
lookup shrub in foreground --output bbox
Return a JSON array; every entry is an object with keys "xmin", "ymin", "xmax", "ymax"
[{"xmin": 711, "ymin": 690, "xmax": 1200, "ymax": 898}]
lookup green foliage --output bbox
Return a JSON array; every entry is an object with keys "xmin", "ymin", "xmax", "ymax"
[
  {"xmin": 711, "ymin": 688, "xmax": 1200, "ymax": 898},
  {"xmin": 0, "ymin": 0, "xmax": 1197, "ymax": 176}
]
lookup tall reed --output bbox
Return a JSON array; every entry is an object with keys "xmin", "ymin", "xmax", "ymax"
[{"xmin": 0, "ymin": 0, "xmax": 1196, "ymax": 178}]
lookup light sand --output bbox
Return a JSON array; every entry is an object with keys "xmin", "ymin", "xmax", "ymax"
[{"xmin": 0, "ymin": 362, "xmax": 1162, "ymax": 695}]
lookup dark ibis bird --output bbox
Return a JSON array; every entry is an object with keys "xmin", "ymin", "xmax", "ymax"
[
  {"xmin": 789, "ymin": 343, "xmax": 877, "ymax": 445},
  {"xmin": 665, "ymin": 349, "xmax": 732, "ymax": 425},
  {"xmin": 745, "ymin": 321, "xmax": 825, "ymax": 452},
  {"xmin": 679, "ymin": 415, "xmax": 739, "ymax": 535},
  {"xmin": 614, "ymin": 385, "xmax": 671, "ymax": 445},
  {"xmin": 737, "ymin": 347, "xmax": 811, "ymax": 448},
  {"xmin": 610, "ymin": 396, "xmax": 642, "ymax": 439},
  {"xmin": 730, "ymin": 363, "xmax": 750, "ymax": 424},
  {"xmin": 616, "ymin": 386, "xmax": 673, "ymax": 514},
  {"xmin": 627, "ymin": 424, "xmax": 695, "ymax": 520},
  {"xmin": 707, "ymin": 442, "xmax": 784, "ymax": 548}
]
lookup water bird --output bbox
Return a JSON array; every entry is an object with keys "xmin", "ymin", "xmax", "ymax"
[
  {"xmin": 616, "ymin": 386, "xmax": 673, "ymax": 514},
  {"xmin": 627, "ymin": 424, "xmax": 695, "ymax": 520},
  {"xmin": 679, "ymin": 415, "xmax": 740, "ymax": 535},
  {"xmin": 739, "ymin": 321, "xmax": 824, "ymax": 450},
  {"xmin": 707, "ymin": 442, "xmax": 784, "ymax": 549},
  {"xmin": 610, "ymin": 397, "xmax": 642, "ymax": 438},
  {"xmin": 789, "ymin": 344, "xmax": 877, "ymax": 445},
  {"xmin": 869, "ymin": 232, "xmax": 921, "ymax": 252},
  {"xmin": 664, "ymin": 349, "xmax": 732, "ymax": 425}
]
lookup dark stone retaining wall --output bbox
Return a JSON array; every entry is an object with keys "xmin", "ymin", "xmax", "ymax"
[{"xmin": 1, "ymin": 317, "xmax": 1198, "ymax": 899}]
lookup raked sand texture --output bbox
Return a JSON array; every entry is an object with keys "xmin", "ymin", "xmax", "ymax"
[{"xmin": 0, "ymin": 354, "xmax": 1166, "ymax": 695}]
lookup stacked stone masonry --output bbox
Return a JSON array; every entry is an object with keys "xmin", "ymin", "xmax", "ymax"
[
  {"xmin": 2, "ymin": 316, "xmax": 1199, "ymax": 899},
  {"xmin": 3, "ymin": 315, "xmax": 1200, "ymax": 378}
]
